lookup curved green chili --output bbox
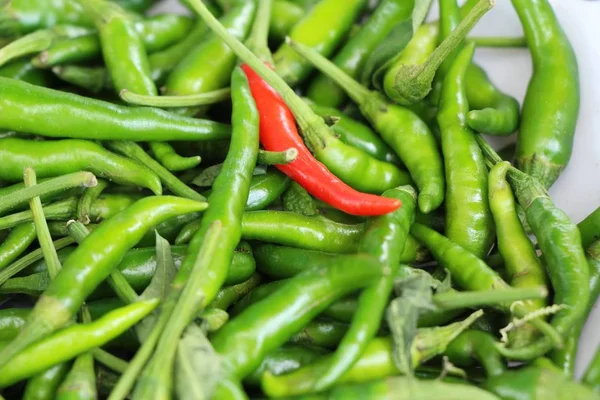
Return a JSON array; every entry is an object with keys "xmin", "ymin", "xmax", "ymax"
[
  {"xmin": 437, "ymin": 42, "xmax": 493, "ymax": 258},
  {"xmin": 273, "ymin": 0, "xmax": 367, "ymax": 86},
  {"xmin": 0, "ymin": 137, "xmax": 161, "ymax": 195},
  {"xmin": 0, "ymin": 223, "xmax": 37, "ymax": 270},
  {"xmin": 0, "ymin": 77, "xmax": 231, "ymax": 141},
  {"xmin": 512, "ymin": 0, "xmax": 580, "ymax": 188},
  {"xmin": 446, "ymin": 330, "xmax": 505, "ymax": 378},
  {"xmin": 0, "ymin": 299, "xmax": 159, "ymax": 388},
  {"xmin": 23, "ymin": 363, "xmax": 71, "ymax": 400},
  {"xmin": 148, "ymin": 142, "xmax": 201, "ymax": 172}
]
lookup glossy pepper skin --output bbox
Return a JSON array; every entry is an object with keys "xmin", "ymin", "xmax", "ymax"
[
  {"xmin": 0, "ymin": 299, "xmax": 159, "ymax": 388},
  {"xmin": 512, "ymin": 0, "xmax": 580, "ymax": 188},
  {"xmin": 23, "ymin": 363, "xmax": 71, "ymax": 400},
  {"xmin": 0, "ymin": 223, "xmax": 37, "ymax": 270},
  {"xmin": 211, "ymin": 253, "xmax": 384, "ymax": 382},
  {"xmin": 578, "ymin": 206, "xmax": 600, "ymax": 249},
  {"xmin": 306, "ymin": 0, "xmax": 414, "ymax": 108},
  {"xmin": 273, "ymin": 0, "xmax": 367, "ymax": 86},
  {"xmin": 242, "ymin": 64, "xmax": 406, "ymax": 214},
  {"xmin": 0, "ymin": 77, "xmax": 231, "ymax": 141},
  {"xmin": 0, "ymin": 196, "xmax": 208, "ymax": 366},
  {"xmin": 489, "ymin": 162, "xmax": 547, "ymax": 346},
  {"xmin": 0, "ymin": 58, "xmax": 53, "ymax": 86},
  {"xmin": 478, "ymin": 137, "xmax": 590, "ymax": 361},
  {"xmin": 437, "ymin": 42, "xmax": 494, "ymax": 259},
  {"xmin": 82, "ymin": 0, "xmax": 157, "ymax": 96},
  {"xmin": 554, "ymin": 239, "xmax": 600, "ymax": 376},
  {"xmin": 165, "ymin": 2, "xmax": 255, "ymax": 114},
  {"xmin": 314, "ymin": 186, "xmax": 417, "ymax": 390},
  {"xmin": 0, "ymin": 137, "xmax": 162, "ymax": 195},
  {"xmin": 484, "ymin": 360, "xmax": 600, "ymax": 400},
  {"xmin": 245, "ymin": 170, "xmax": 290, "ymax": 211}
]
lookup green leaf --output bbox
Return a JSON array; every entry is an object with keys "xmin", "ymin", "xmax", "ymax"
[
  {"xmin": 386, "ymin": 273, "xmax": 436, "ymax": 375},
  {"xmin": 135, "ymin": 232, "xmax": 178, "ymax": 341},
  {"xmin": 175, "ymin": 323, "xmax": 222, "ymax": 400}
]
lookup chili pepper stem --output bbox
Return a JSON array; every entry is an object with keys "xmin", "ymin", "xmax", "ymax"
[
  {"xmin": 433, "ymin": 287, "xmax": 547, "ymax": 310},
  {"xmin": 286, "ymin": 37, "xmax": 370, "ymax": 105},
  {"xmin": 24, "ymin": 168, "xmax": 62, "ymax": 280},
  {"xmin": 246, "ymin": 0, "xmax": 274, "ymax": 63},
  {"xmin": 470, "ymin": 36, "xmax": 527, "ymax": 47},
  {"xmin": 0, "ymin": 29, "xmax": 55, "ymax": 68},
  {"xmin": 119, "ymin": 88, "xmax": 231, "ymax": 107},
  {"xmin": 258, "ymin": 148, "xmax": 299, "ymax": 165},
  {"xmin": 185, "ymin": 0, "xmax": 329, "ymax": 134},
  {"xmin": 391, "ymin": 0, "xmax": 494, "ymax": 105}
]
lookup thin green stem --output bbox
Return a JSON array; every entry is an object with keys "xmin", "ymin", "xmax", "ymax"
[
  {"xmin": 433, "ymin": 287, "xmax": 547, "ymax": 310},
  {"xmin": 24, "ymin": 168, "xmax": 62, "ymax": 279},
  {"xmin": 106, "ymin": 141, "xmax": 205, "ymax": 201},
  {"xmin": 185, "ymin": 0, "xmax": 322, "ymax": 133},
  {"xmin": 285, "ymin": 37, "xmax": 371, "ymax": 105},
  {"xmin": 0, "ymin": 237, "xmax": 74, "ymax": 285},
  {"xmin": 246, "ymin": 0, "xmax": 274, "ymax": 63},
  {"xmin": 0, "ymin": 197, "xmax": 78, "ymax": 231},
  {"xmin": 67, "ymin": 220, "xmax": 139, "ymax": 304},
  {"xmin": 470, "ymin": 36, "xmax": 526, "ymax": 48},
  {"xmin": 132, "ymin": 222, "xmax": 222, "ymax": 399},
  {"xmin": 119, "ymin": 88, "xmax": 231, "ymax": 107},
  {"xmin": 392, "ymin": 0, "xmax": 494, "ymax": 104},
  {"xmin": 257, "ymin": 148, "xmax": 298, "ymax": 165},
  {"xmin": 77, "ymin": 178, "xmax": 108, "ymax": 224},
  {"xmin": 0, "ymin": 30, "xmax": 55, "ymax": 68},
  {"xmin": 0, "ymin": 171, "xmax": 97, "ymax": 217},
  {"xmin": 92, "ymin": 349, "xmax": 130, "ymax": 374}
]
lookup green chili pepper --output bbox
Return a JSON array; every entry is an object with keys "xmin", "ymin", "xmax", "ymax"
[
  {"xmin": 287, "ymin": 39, "xmax": 444, "ymax": 214},
  {"xmin": 512, "ymin": 0, "xmax": 580, "ymax": 188},
  {"xmin": 314, "ymin": 186, "xmax": 417, "ymax": 390},
  {"xmin": 0, "ymin": 223, "xmax": 37, "ymax": 270},
  {"xmin": 553, "ymin": 239, "xmax": 600, "ymax": 376},
  {"xmin": 164, "ymin": 2, "xmax": 256, "ymax": 115},
  {"xmin": 0, "ymin": 196, "xmax": 208, "ymax": 366},
  {"xmin": 106, "ymin": 141, "xmax": 204, "ymax": 201},
  {"xmin": 304, "ymin": 98, "xmax": 402, "ymax": 165},
  {"xmin": 484, "ymin": 359, "xmax": 599, "ymax": 400},
  {"xmin": 52, "ymin": 65, "xmax": 113, "ymax": 94},
  {"xmin": 411, "ymin": 222, "xmax": 560, "ymax": 346},
  {"xmin": 82, "ymin": 0, "xmax": 156, "ymax": 96},
  {"xmin": 242, "ymin": 211, "xmax": 363, "ymax": 253},
  {"xmin": 56, "ymin": 308, "xmax": 97, "ymax": 400},
  {"xmin": 0, "ymin": 77, "xmax": 231, "ymax": 141},
  {"xmin": 289, "ymin": 319, "xmax": 349, "ymax": 349},
  {"xmin": 0, "ymin": 58, "xmax": 53, "ymax": 86},
  {"xmin": 437, "ymin": 42, "xmax": 494, "ymax": 258},
  {"xmin": 246, "ymin": 170, "xmax": 290, "ymax": 211},
  {"xmin": 306, "ymin": 0, "xmax": 413, "ymax": 108},
  {"xmin": 77, "ymin": 178, "xmax": 107, "ymax": 224},
  {"xmin": 446, "ymin": 330, "xmax": 506, "ymax": 378},
  {"xmin": 211, "ymin": 273, "xmax": 263, "ymax": 311},
  {"xmin": 229, "ymin": 279, "xmax": 289, "ymax": 316},
  {"xmin": 477, "ymin": 136, "xmax": 590, "ymax": 361},
  {"xmin": 262, "ymin": 314, "xmax": 483, "ymax": 396},
  {"xmin": 0, "ymin": 0, "xmax": 91, "ymax": 36},
  {"xmin": 0, "ymin": 308, "xmax": 28, "ymax": 341},
  {"xmin": 489, "ymin": 161, "xmax": 547, "ymax": 346},
  {"xmin": 578, "ymin": 206, "xmax": 600, "ymax": 249},
  {"xmin": 148, "ymin": 142, "xmax": 201, "ymax": 172},
  {"xmin": 212, "ymin": 253, "xmax": 385, "ymax": 386},
  {"xmin": 273, "ymin": 0, "xmax": 367, "ymax": 86},
  {"xmin": 0, "ymin": 299, "xmax": 159, "ymax": 388},
  {"xmin": 32, "ymin": 15, "xmax": 194, "ymax": 69},
  {"xmin": 269, "ymin": 0, "xmax": 303, "ymax": 43},
  {"xmin": 0, "ymin": 137, "xmax": 161, "ymax": 195},
  {"xmin": 23, "ymin": 363, "xmax": 71, "ymax": 400}
]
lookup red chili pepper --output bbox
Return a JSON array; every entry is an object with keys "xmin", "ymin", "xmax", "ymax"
[{"xmin": 241, "ymin": 64, "xmax": 401, "ymax": 216}]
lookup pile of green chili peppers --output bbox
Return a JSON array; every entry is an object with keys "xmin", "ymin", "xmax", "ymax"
[{"xmin": 0, "ymin": 0, "xmax": 596, "ymax": 399}]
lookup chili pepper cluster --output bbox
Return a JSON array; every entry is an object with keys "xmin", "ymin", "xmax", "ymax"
[{"xmin": 0, "ymin": 0, "xmax": 596, "ymax": 399}]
